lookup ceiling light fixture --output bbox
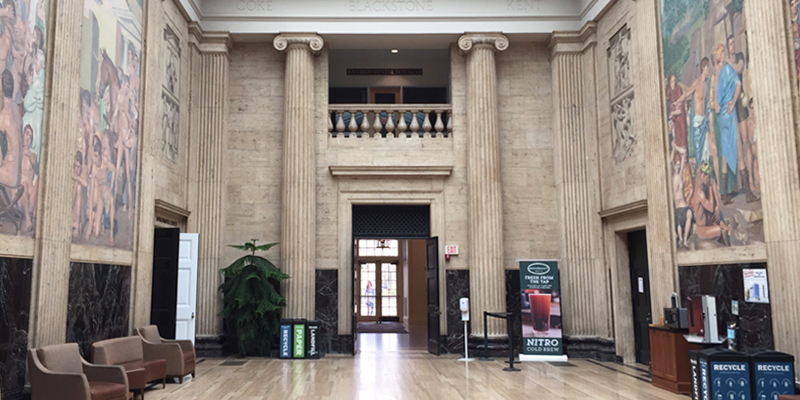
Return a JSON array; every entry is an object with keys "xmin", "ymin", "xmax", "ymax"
[{"xmin": 391, "ymin": 49, "xmax": 399, "ymax": 54}]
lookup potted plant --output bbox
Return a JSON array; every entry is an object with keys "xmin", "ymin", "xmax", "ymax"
[{"xmin": 219, "ymin": 239, "xmax": 288, "ymax": 356}]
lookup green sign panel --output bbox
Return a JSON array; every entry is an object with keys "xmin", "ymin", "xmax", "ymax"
[
  {"xmin": 519, "ymin": 260, "xmax": 564, "ymax": 356},
  {"xmin": 293, "ymin": 323, "xmax": 306, "ymax": 358}
]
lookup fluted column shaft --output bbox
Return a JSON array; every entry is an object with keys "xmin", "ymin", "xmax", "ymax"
[
  {"xmin": 459, "ymin": 33, "xmax": 507, "ymax": 337},
  {"xmin": 633, "ymin": 0, "xmax": 677, "ymax": 317},
  {"xmin": 29, "ymin": 0, "xmax": 84, "ymax": 348},
  {"xmin": 548, "ymin": 26, "xmax": 609, "ymax": 337},
  {"xmin": 745, "ymin": 0, "xmax": 800, "ymax": 373},
  {"xmin": 190, "ymin": 28, "xmax": 231, "ymax": 336},
  {"xmin": 275, "ymin": 34, "xmax": 322, "ymax": 320}
]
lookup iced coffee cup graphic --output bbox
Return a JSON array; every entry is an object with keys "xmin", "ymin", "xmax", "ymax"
[{"xmin": 528, "ymin": 292, "xmax": 551, "ymax": 334}]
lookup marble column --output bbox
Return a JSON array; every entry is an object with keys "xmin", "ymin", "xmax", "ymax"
[
  {"xmin": 274, "ymin": 33, "xmax": 323, "ymax": 320},
  {"xmin": 458, "ymin": 33, "xmax": 508, "ymax": 337},
  {"xmin": 29, "ymin": 0, "xmax": 84, "ymax": 348},
  {"xmin": 744, "ymin": 0, "xmax": 800, "ymax": 371},
  {"xmin": 548, "ymin": 25, "xmax": 611, "ymax": 338},
  {"xmin": 632, "ymin": 0, "xmax": 677, "ymax": 316},
  {"xmin": 189, "ymin": 25, "xmax": 232, "ymax": 337}
]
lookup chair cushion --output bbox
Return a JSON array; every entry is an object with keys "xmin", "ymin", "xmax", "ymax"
[
  {"xmin": 183, "ymin": 350, "xmax": 195, "ymax": 362},
  {"xmin": 92, "ymin": 337, "xmax": 144, "ymax": 365},
  {"xmin": 143, "ymin": 359, "xmax": 167, "ymax": 382},
  {"xmin": 88, "ymin": 381, "xmax": 127, "ymax": 400},
  {"xmin": 37, "ymin": 343, "xmax": 83, "ymax": 374},
  {"xmin": 138, "ymin": 326, "xmax": 162, "ymax": 344}
]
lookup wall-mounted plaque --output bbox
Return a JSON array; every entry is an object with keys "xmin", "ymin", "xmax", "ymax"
[{"xmin": 347, "ymin": 69, "xmax": 422, "ymax": 76}]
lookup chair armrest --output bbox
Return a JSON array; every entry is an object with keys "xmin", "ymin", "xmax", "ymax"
[
  {"xmin": 163, "ymin": 339, "xmax": 195, "ymax": 355},
  {"xmin": 81, "ymin": 359, "xmax": 129, "ymax": 390},
  {"xmin": 28, "ymin": 351, "xmax": 91, "ymax": 400},
  {"xmin": 141, "ymin": 340, "xmax": 184, "ymax": 374}
]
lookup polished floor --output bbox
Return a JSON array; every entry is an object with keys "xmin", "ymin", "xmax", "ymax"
[{"xmin": 146, "ymin": 330, "xmax": 686, "ymax": 400}]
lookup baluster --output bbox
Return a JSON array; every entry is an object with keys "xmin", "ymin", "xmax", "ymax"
[
  {"xmin": 373, "ymin": 110, "xmax": 384, "ymax": 137},
  {"xmin": 422, "ymin": 110, "xmax": 432, "ymax": 138},
  {"xmin": 360, "ymin": 110, "xmax": 371, "ymax": 136},
  {"xmin": 328, "ymin": 113, "xmax": 334, "ymax": 135},
  {"xmin": 409, "ymin": 110, "xmax": 420, "ymax": 137},
  {"xmin": 434, "ymin": 111, "xmax": 444, "ymax": 138},
  {"xmin": 336, "ymin": 111, "xmax": 345, "ymax": 137},
  {"xmin": 397, "ymin": 111, "xmax": 408, "ymax": 137},
  {"xmin": 385, "ymin": 111, "xmax": 396, "ymax": 138},
  {"xmin": 446, "ymin": 112, "xmax": 452, "ymax": 137},
  {"xmin": 348, "ymin": 111, "xmax": 358, "ymax": 138}
]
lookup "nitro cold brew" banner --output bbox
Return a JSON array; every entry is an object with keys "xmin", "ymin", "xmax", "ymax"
[{"xmin": 518, "ymin": 260, "xmax": 566, "ymax": 360}]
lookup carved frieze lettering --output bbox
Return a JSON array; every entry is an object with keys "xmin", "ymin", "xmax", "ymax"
[
  {"xmin": 506, "ymin": 0, "xmax": 543, "ymax": 11},
  {"xmin": 237, "ymin": 0, "xmax": 273, "ymax": 11},
  {"xmin": 349, "ymin": 0, "xmax": 434, "ymax": 12}
]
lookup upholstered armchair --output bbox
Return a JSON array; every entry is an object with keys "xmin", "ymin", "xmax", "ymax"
[
  {"xmin": 92, "ymin": 336, "xmax": 167, "ymax": 399},
  {"xmin": 136, "ymin": 326, "xmax": 196, "ymax": 383},
  {"xmin": 28, "ymin": 343, "xmax": 131, "ymax": 400}
]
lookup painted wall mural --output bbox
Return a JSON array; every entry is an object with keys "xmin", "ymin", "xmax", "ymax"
[
  {"xmin": 73, "ymin": 0, "xmax": 142, "ymax": 249},
  {"xmin": 661, "ymin": 0, "xmax": 763, "ymax": 252},
  {"xmin": 0, "ymin": 0, "xmax": 48, "ymax": 237}
]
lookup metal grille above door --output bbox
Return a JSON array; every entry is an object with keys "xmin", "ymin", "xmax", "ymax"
[{"xmin": 352, "ymin": 205, "xmax": 430, "ymax": 239}]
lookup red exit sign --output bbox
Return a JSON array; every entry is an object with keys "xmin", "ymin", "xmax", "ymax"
[{"xmin": 445, "ymin": 245, "xmax": 459, "ymax": 255}]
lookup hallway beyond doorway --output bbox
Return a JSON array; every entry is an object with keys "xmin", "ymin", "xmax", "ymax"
[{"xmin": 357, "ymin": 325, "xmax": 427, "ymax": 353}]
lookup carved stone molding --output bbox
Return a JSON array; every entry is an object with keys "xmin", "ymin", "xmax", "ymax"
[
  {"xmin": 457, "ymin": 32, "xmax": 509, "ymax": 53},
  {"xmin": 329, "ymin": 165, "xmax": 453, "ymax": 178},
  {"xmin": 188, "ymin": 22, "xmax": 232, "ymax": 55},
  {"xmin": 547, "ymin": 21, "xmax": 598, "ymax": 59},
  {"xmin": 273, "ymin": 32, "xmax": 324, "ymax": 53}
]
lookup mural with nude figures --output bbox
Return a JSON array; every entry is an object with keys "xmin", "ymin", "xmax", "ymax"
[
  {"xmin": 0, "ymin": 0, "xmax": 47, "ymax": 237},
  {"xmin": 661, "ymin": 0, "xmax": 763, "ymax": 252},
  {"xmin": 72, "ymin": 0, "xmax": 142, "ymax": 249}
]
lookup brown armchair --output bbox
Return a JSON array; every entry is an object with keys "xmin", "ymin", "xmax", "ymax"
[
  {"xmin": 136, "ymin": 326, "xmax": 196, "ymax": 383},
  {"xmin": 92, "ymin": 336, "xmax": 167, "ymax": 399},
  {"xmin": 28, "ymin": 343, "xmax": 131, "ymax": 400}
]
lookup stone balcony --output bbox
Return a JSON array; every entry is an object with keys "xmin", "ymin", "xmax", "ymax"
[{"xmin": 328, "ymin": 104, "xmax": 452, "ymax": 139}]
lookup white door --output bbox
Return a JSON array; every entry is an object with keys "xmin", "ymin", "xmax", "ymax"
[{"xmin": 176, "ymin": 233, "xmax": 198, "ymax": 344}]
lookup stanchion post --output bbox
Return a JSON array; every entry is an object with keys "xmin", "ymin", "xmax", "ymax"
[
  {"xmin": 480, "ymin": 312, "xmax": 491, "ymax": 361},
  {"xmin": 503, "ymin": 313, "xmax": 519, "ymax": 372}
]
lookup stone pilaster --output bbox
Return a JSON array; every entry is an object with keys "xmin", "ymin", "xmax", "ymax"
[
  {"xmin": 129, "ymin": 0, "xmax": 163, "ymax": 332},
  {"xmin": 189, "ymin": 24, "xmax": 232, "ymax": 337},
  {"xmin": 458, "ymin": 33, "xmax": 508, "ymax": 337},
  {"xmin": 29, "ymin": 0, "xmax": 84, "ymax": 348},
  {"xmin": 548, "ymin": 24, "xmax": 610, "ymax": 338},
  {"xmin": 632, "ymin": 0, "xmax": 676, "ymax": 316},
  {"xmin": 744, "ymin": 0, "xmax": 800, "ymax": 372},
  {"xmin": 274, "ymin": 33, "xmax": 323, "ymax": 320}
]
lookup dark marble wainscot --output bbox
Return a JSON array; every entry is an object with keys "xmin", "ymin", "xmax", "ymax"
[
  {"xmin": 0, "ymin": 258, "xmax": 32, "ymax": 400},
  {"xmin": 444, "ymin": 270, "xmax": 469, "ymax": 354},
  {"xmin": 315, "ymin": 270, "xmax": 338, "ymax": 355},
  {"xmin": 66, "ymin": 263, "xmax": 131, "ymax": 359},
  {"xmin": 679, "ymin": 263, "xmax": 773, "ymax": 352}
]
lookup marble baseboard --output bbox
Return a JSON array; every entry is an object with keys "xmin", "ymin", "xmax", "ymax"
[
  {"xmin": 66, "ymin": 263, "xmax": 131, "ymax": 359},
  {"xmin": 315, "ymin": 270, "xmax": 338, "ymax": 355},
  {"xmin": 0, "ymin": 257, "xmax": 32, "ymax": 400},
  {"xmin": 196, "ymin": 335, "xmax": 226, "ymax": 358},
  {"xmin": 563, "ymin": 336, "xmax": 620, "ymax": 362},
  {"xmin": 679, "ymin": 263, "xmax": 773, "ymax": 352},
  {"xmin": 445, "ymin": 270, "xmax": 469, "ymax": 354},
  {"xmin": 330, "ymin": 335, "xmax": 354, "ymax": 354}
]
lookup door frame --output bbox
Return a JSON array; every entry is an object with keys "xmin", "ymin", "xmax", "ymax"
[
  {"xmin": 356, "ymin": 256, "xmax": 403, "ymax": 322},
  {"xmin": 337, "ymin": 194, "xmax": 447, "ymax": 347},
  {"xmin": 368, "ymin": 86, "xmax": 402, "ymax": 104},
  {"xmin": 602, "ymin": 206, "xmax": 649, "ymax": 364}
]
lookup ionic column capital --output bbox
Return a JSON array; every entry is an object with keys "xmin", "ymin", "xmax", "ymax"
[
  {"xmin": 273, "ymin": 32, "xmax": 324, "ymax": 54},
  {"xmin": 458, "ymin": 32, "xmax": 509, "ymax": 54}
]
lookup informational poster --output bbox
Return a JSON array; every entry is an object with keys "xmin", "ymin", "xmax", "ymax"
[
  {"xmin": 518, "ymin": 260, "xmax": 567, "ymax": 361},
  {"xmin": 743, "ymin": 269, "xmax": 769, "ymax": 304}
]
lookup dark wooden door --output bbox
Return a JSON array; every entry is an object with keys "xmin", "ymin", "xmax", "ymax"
[
  {"xmin": 150, "ymin": 228, "xmax": 180, "ymax": 339},
  {"xmin": 352, "ymin": 239, "xmax": 358, "ymax": 355},
  {"xmin": 426, "ymin": 237, "xmax": 440, "ymax": 355},
  {"xmin": 628, "ymin": 230, "xmax": 652, "ymax": 365}
]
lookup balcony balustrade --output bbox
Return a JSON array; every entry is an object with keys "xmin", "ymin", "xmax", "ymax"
[{"xmin": 328, "ymin": 104, "xmax": 452, "ymax": 138}]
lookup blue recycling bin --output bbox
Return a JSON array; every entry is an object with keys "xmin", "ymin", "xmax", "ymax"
[
  {"xmin": 699, "ymin": 348, "xmax": 752, "ymax": 400},
  {"xmin": 750, "ymin": 350, "xmax": 795, "ymax": 400}
]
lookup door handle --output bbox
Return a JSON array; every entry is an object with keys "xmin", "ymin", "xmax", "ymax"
[{"xmin": 191, "ymin": 312, "xmax": 195, "ymax": 319}]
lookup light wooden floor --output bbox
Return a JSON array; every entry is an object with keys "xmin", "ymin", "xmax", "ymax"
[{"xmin": 145, "ymin": 331, "xmax": 687, "ymax": 400}]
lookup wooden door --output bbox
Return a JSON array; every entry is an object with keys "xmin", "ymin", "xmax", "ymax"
[
  {"xmin": 369, "ymin": 87, "xmax": 401, "ymax": 104},
  {"xmin": 151, "ymin": 228, "xmax": 180, "ymax": 339},
  {"xmin": 629, "ymin": 230, "xmax": 652, "ymax": 365}
]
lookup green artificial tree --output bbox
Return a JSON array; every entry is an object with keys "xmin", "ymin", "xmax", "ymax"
[{"xmin": 219, "ymin": 239, "xmax": 288, "ymax": 356}]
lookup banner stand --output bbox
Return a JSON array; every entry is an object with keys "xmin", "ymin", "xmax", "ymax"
[{"xmin": 517, "ymin": 259, "xmax": 567, "ymax": 362}]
